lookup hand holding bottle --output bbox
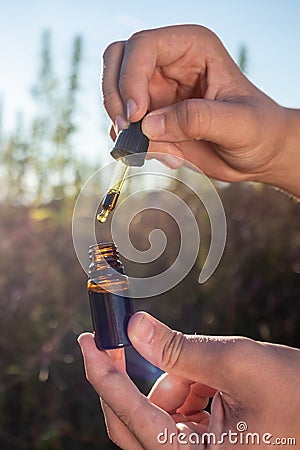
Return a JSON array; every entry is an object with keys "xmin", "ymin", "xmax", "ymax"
[{"xmin": 78, "ymin": 312, "xmax": 300, "ymax": 449}]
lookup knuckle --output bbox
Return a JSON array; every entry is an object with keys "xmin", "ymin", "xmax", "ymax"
[
  {"xmin": 118, "ymin": 70, "xmax": 132, "ymax": 92},
  {"xmin": 178, "ymin": 99, "xmax": 212, "ymax": 139},
  {"xmin": 115, "ymin": 396, "xmax": 149, "ymax": 443},
  {"xmin": 127, "ymin": 29, "xmax": 150, "ymax": 47},
  {"xmin": 102, "ymin": 40, "xmax": 123, "ymax": 64},
  {"xmin": 159, "ymin": 330, "xmax": 185, "ymax": 372},
  {"xmin": 107, "ymin": 427, "xmax": 130, "ymax": 450},
  {"xmin": 84, "ymin": 364, "xmax": 99, "ymax": 387},
  {"xmin": 102, "ymin": 89, "xmax": 118, "ymax": 111},
  {"xmin": 106, "ymin": 426, "xmax": 120, "ymax": 447},
  {"xmin": 201, "ymin": 25, "xmax": 219, "ymax": 43}
]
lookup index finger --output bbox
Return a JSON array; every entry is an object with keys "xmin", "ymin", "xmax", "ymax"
[
  {"xmin": 102, "ymin": 40, "xmax": 127, "ymax": 124},
  {"xmin": 102, "ymin": 32, "xmax": 156, "ymax": 123}
]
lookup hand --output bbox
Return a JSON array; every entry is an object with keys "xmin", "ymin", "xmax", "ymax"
[
  {"xmin": 78, "ymin": 312, "xmax": 300, "ymax": 449},
  {"xmin": 102, "ymin": 25, "xmax": 300, "ymax": 196}
]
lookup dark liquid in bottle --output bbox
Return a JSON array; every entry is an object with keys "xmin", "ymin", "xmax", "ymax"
[{"xmin": 88, "ymin": 290, "xmax": 134, "ymax": 350}]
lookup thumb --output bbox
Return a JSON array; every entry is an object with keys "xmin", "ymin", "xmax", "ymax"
[
  {"xmin": 142, "ymin": 98, "xmax": 256, "ymax": 148},
  {"xmin": 128, "ymin": 312, "xmax": 261, "ymax": 395}
]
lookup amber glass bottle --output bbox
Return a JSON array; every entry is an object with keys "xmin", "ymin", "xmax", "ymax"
[{"xmin": 87, "ymin": 242, "xmax": 134, "ymax": 350}]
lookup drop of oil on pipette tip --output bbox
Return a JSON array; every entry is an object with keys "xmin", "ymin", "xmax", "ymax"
[{"xmin": 97, "ymin": 210, "xmax": 109, "ymax": 223}]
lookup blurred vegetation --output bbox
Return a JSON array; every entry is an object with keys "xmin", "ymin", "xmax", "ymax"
[{"xmin": 0, "ymin": 35, "xmax": 299, "ymax": 450}]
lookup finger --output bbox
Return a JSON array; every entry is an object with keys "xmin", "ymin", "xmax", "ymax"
[
  {"xmin": 119, "ymin": 32, "xmax": 156, "ymax": 121},
  {"xmin": 78, "ymin": 333, "xmax": 179, "ymax": 450},
  {"xmin": 171, "ymin": 140, "xmax": 248, "ymax": 181},
  {"xmin": 174, "ymin": 422, "xmax": 209, "ymax": 449},
  {"xmin": 177, "ymin": 383, "xmax": 216, "ymax": 416},
  {"xmin": 148, "ymin": 140, "xmax": 247, "ymax": 181},
  {"xmin": 142, "ymin": 98, "xmax": 257, "ymax": 150},
  {"xmin": 172, "ymin": 410, "xmax": 210, "ymax": 426},
  {"xmin": 147, "ymin": 142, "xmax": 185, "ymax": 169},
  {"xmin": 101, "ymin": 365, "xmax": 210, "ymax": 448},
  {"xmin": 79, "ymin": 337, "xmax": 141, "ymax": 449},
  {"xmin": 100, "ymin": 348, "xmax": 143, "ymax": 449},
  {"xmin": 127, "ymin": 312, "xmax": 262, "ymax": 398},
  {"xmin": 109, "ymin": 123, "xmax": 116, "ymax": 141},
  {"xmin": 148, "ymin": 373, "xmax": 193, "ymax": 413},
  {"xmin": 149, "ymin": 373, "xmax": 214, "ymax": 416},
  {"xmin": 102, "ymin": 40, "xmax": 129, "ymax": 127},
  {"xmin": 179, "ymin": 410, "xmax": 210, "ymax": 426},
  {"xmin": 101, "ymin": 399, "xmax": 143, "ymax": 450},
  {"xmin": 118, "ymin": 25, "xmax": 209, "ymax": 122},
  {"xmin": 207, "ymin": 391, "xmax": 225, "ymax": 437}
]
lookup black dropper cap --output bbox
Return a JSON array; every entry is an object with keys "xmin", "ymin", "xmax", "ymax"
[{"xmin": 110, "ymin": 117, "xmax": 149, "ymax": 167}]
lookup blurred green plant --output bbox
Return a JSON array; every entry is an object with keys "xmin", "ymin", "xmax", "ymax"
[
  {"xmin": 238, "ymin": 44, "xmax": 248, "ymax": 73},
  {"xmin": 0, "ymin": 30, "xmax": 90, "ymax": 206}
]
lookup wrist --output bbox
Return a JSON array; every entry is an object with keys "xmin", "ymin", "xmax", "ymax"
[{"xmin": 257, "ymin": 107, "xmax": 300, "ymax": 197}]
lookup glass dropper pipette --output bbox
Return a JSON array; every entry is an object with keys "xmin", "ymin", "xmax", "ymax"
[
  {"xmin": 97, "ymin": 160, "xmax": 129, "ymax": 223},
  {"xmin": 97, "ymin": 117, "xmax": 149, "ymax": 224}
]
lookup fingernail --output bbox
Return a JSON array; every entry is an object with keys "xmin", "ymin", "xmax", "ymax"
[
  {"xmin": 126, "ymin": 98, "xmax": 138, "ymax": 120},
  {"xmin": 77, "ymin": 333, "xmax": 90, "ymax": 351},
  {"xmin": 77, "ymin": 335, "xmax": 84, "ymax": 352},
  {"xmin": 115, "ymin": 115, "xmax": 129, "ymax": 134},
  {"xmin": 143, "ymin": 113, "xmax": 165, "ymax": 138},
  {"xmin": 130, "ymin": 313, "xmax": 154, "ymax": 344}
]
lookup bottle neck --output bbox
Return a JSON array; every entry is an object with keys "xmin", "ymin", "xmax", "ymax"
[
  {"xmin": 88, "ymin": 242, "xmax": 128, "ymax": 293},
  {"xmin": 89, "ymin": 242, "xmax": 123, "ymax": 271}
]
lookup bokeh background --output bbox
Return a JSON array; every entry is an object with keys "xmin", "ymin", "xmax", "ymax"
[{"xmin": 0, "ymin": 1, "xmax": 300, "ymax": 448}]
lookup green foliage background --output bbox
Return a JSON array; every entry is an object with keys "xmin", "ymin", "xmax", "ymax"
[{"xmin": 0, "ymin": 34, "xmax": 299, "ymax": 449}]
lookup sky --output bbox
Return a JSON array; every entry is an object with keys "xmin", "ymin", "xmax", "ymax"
[{"xmin": 1, "ymin": 0, "xmax": 300, "ymax": 162}]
